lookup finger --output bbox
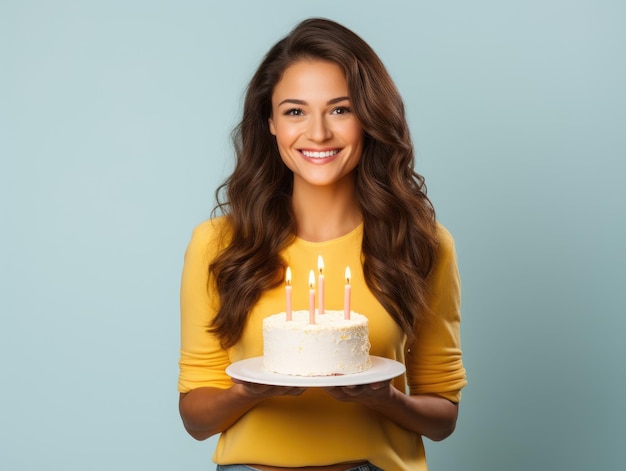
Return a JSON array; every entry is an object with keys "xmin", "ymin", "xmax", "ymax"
[
  {"xmin": 369, "ymin": 380, "xmax": 390, "ymax": 390},
  {"xmin": 341, "ymin": 385, "xmax": 365, "ymax": 396},
  {"xmin": 248, "ymin": 383, "xmax": 272, "ymax": 395}
]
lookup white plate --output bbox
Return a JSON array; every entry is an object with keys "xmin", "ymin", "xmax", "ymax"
[{"xmin": 226, "ymin": 356, "xmax": 405, "ymax": 387}]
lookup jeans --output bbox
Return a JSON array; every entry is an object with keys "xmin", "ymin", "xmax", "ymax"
[{"xmin": 216, "ymin": 464, "xmax": 383, "ymax": 471}]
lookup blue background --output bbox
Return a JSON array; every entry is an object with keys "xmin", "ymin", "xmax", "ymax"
[{"xmin": 2, "ymin": 1, "xmax": 625, "ymax": 469}]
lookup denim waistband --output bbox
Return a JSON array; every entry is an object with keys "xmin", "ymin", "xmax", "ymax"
[{"xmin": 216, "ymin": 464, "xmax": 383, "ymax": 471}]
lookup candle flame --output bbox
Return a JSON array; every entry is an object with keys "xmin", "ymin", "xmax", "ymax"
[
  {"xmin": 286, "ymin": 266, "xmax": 292, "ymax": 286},
  {"xmin": 345, "ymin": 266, "xmax": 351, "ymax": 284},
  {"xmin": 309, "ymin": 269, "xmax": 315, "ymax": 289},
  {"xmin": 318, "ymin": 255, "xmax": 324, "ymax": 274}
]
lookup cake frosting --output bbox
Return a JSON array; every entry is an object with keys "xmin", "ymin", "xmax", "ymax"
[{"xmin": 263, "ymin": 310, "xmax": 371, "ymax": 376}]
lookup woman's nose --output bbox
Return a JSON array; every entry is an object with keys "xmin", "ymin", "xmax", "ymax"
[{"xmin": 306, "ymin": 115, "xmax": 332, "ymax": 142}]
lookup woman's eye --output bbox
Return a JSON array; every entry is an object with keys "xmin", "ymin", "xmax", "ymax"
[
  {"xmin": 332, "ymin": 106, "xmax": 351, "ymax": 115},
  {"xmin": 284, "ymin": 108, "xmax": 304, "ymax": 116}
]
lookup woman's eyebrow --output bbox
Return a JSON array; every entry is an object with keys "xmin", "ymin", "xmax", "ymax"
[
  {"xmin": 277, "ymin": 98, "xmax": 306, "ymax": 107},
  {"xmin": 277, "ymin": 96, "xmax": 350, "ymax": 107},
  {"xmin": 327, "ymin": 96, "xmax": 350, "ymax": 105}
]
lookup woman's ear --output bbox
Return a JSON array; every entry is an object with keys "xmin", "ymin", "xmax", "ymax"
[{"xmin": 268, "ymin": 116, "xmax": 276, "ymax": 136}]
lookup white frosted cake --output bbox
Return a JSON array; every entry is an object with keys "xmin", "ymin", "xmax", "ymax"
[{"xmin": 263, "ymin": 310, "xmax": 372, "ymax": 376}]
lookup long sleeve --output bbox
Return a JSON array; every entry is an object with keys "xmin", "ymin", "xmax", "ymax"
[
  {"xmin": 178, "ymin": 219, "xmax": 232, "ymax": 392},
  {"xmin": 405, "ymin": 224, "xmax": 467, "ymax": 402}
]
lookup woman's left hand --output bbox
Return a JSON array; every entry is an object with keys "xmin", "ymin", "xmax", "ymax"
[
  {"xmin": 323, "ymin": 382, "xmax": 459, "ymax": 441},
  {"xmin": 322, "ymin": 380, "xmax": 392, "ymax": 405}
]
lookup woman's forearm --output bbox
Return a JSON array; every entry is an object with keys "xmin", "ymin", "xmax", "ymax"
[
  {"xmin": 179, "ymin": 386, "xmax": 263, "ymax": 440},
  {"xmin": 325, "ymin": 384, "xmax": 459, "ymax": 441},
  {"xmin": 368, "ymin": 388, "xmax": 459, "ymax": 441},
  {"xmin": 179, "ymin": 382, "xmax": 306, "ymax": 440}
]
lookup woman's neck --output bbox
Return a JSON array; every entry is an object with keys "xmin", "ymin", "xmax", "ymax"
[{"xmin": 291, "ymin": 177, "xmax": 361, "ymax": 243}]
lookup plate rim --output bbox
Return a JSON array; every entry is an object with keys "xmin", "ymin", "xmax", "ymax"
[{"xmin": 226, "ymin": 355, "xmax": 405, "ymax": 387}]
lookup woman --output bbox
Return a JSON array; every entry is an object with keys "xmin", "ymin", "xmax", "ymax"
[{"xmin": 178, "ymin": 18, "xmax": 467, "ymax": 470}]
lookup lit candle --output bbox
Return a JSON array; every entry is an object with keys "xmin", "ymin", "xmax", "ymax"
[
  {"xmin": 308, "ymin": 270, "xmax": 316, "ymax": 324},
  {"xmin": 344, "ymin": 266, "xmax": 351, "ymax": 320},
  {"xmin": 285, "ymin": 266, "xmax": 292, "ymax": 321},
  {"xmin": 318, "ymin": 255, "xmax": 325, "ymax": 314}
]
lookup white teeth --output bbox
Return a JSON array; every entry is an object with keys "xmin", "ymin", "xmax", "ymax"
[{"xmin": 301, "ymin": 149, "xmax": 340, "ymax": 158}]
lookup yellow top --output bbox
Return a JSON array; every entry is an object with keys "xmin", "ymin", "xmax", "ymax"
[{"xmin": 179, "ymin": 218, "xmax": 467, "ymax": 470}]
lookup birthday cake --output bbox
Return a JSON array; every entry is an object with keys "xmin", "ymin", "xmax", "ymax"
[{"xmin": 262, "ymin": 310, "xmax": 372, "ymax": 376}]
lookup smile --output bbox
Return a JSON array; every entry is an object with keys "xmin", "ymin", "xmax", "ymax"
[{"xmin": 300, "ymin": 149, "xmax": 340, "ymax": 159}]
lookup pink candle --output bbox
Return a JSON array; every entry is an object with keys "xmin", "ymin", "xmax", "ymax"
[
  {"xmin": 285, "ymin": 266, "xmax": 292, "ymax": 321},
  {"xmin": 318, "ymin": 255, "xmax": 325, "ymax": 314},
  {"xmin": 308, "ymin": 270, "xmax": 316, "ymax": 324},
  {"xmin": 344, "ymin": 266, "xmax": 351, "ymax": 320}
]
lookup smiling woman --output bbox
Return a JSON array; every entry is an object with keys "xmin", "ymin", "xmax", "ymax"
[
  {"xmin": 178, "ymin": 17, "xmax": 466, "ymax": 471},
  {"xmin": 269, "ymin": 60, "xmax": 364, "ymax": 197}
]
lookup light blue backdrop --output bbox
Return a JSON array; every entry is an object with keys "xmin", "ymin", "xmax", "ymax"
[{"xmin": 2, "ymin": 1, "xmax": 624, "ymax": 470}]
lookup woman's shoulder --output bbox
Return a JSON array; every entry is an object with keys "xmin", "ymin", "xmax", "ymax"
[
  {"xmin": 434, "ymin": 221, "xmax": 457, "ymax": 260},
  {"xmin": 190, "ymin": 216, "xmax": 230, "ymax": 240},
  {"xmin": 435, "ymin": 221, "xmax": 454, "ymax": 243},
  {"xmin": 186, "ymin": 216, "xmax": 232, "ymax": 258}
]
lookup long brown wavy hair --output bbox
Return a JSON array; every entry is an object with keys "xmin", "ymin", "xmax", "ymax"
[{"xmin": 210, "ymin": 18, "xmax": 438, "ymax": 349}]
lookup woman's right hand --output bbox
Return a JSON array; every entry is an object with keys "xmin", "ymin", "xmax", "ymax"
[
  {"xmin": 231, "ymin": 378, "xmax": 306, "ymax": 398},
  {"xmin": 179, "ymin": 382, "xmax": 306, "ymax": 441}
]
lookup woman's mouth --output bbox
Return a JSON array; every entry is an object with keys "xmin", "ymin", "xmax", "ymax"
[{"xmin": 300, "ymin": 149, "xmax": 341, "ymax": 159}]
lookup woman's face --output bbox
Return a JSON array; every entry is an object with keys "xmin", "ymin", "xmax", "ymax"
[{"xmin": 269, "ymin": 60, "xmax": 364, "ymax": 189}]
